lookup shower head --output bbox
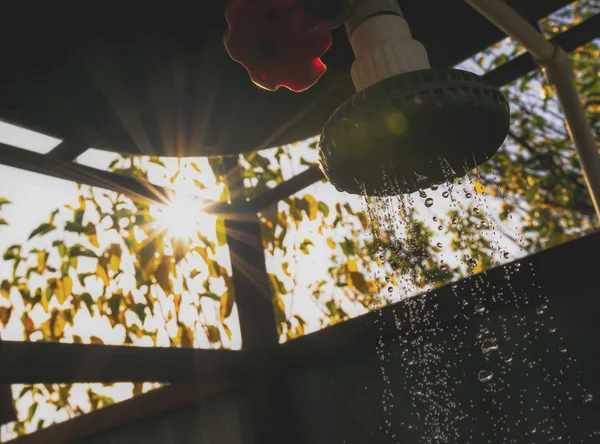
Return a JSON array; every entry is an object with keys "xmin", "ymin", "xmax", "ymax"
[
  {"xmin": 317, "ymin": 0, "xmax": 510, "ymax": 196},
  {"xmin": 318, "ymin": 67, "xmax": 510, "ymax": 196}
]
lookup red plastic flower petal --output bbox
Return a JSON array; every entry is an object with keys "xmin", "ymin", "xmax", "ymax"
[{"xmin": 224, "ymin": 0, "xmax": 332, "ymax": 92}]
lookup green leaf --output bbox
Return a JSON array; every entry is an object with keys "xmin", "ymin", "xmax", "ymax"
[
  {"xmin": 200, "ymin": 292, "xmax": 221, "ymax": 302},
  {"xmin": 0, "ymin": 197, "xmax": 11, "ymax": 207},
  {"xmin": 0, "ymin": 218, "xmax": 7, "ymax": 225},
  {"xmin": 206, "ymin": 325, "xmax": 221, "ymax": 343},
  {"xmin": 27, "ymin": 402, "xmax": 39, "ymax": 422},
  {"xmin": 70, "ymin": 245, "xmax": 98, "ymax": 258},
  {"xmin": 318, "ymin": 202, "xmax": 330, "ymax": 218},
  {"xmin": 18, "ymin": 386, "xmax": 33, "ymax": 398},
  {"xmin": 29, "ymin": 223, "xmax": 56, "ymax": 239}
]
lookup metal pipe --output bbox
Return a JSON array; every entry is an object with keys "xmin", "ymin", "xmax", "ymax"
[{"xmin": 466, "ymin": 0, "xmax": 600, "ymax": 219}]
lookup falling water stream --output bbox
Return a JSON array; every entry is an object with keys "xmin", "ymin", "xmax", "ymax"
[{"xmin": 358, "ymin": 160, "xmax": 594, "ymax": 443}]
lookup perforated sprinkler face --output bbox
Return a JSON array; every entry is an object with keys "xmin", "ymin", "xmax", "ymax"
[{"xmin": 318, "ymin": 68, "xmax": 510, "ymax": 196}]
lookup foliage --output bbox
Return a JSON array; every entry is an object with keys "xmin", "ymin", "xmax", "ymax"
[{"xmin": 1, "ymin": 2, "xmax": 598, "ymax": 437}]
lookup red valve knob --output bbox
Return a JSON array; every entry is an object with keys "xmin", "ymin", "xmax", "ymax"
[{"xmin": 223, "ymin": 0, "xmax": 333, "ymax": 92}]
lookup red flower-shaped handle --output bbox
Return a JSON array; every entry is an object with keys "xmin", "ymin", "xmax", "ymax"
[{"xmin": 224, "ymin": 0, "xmax": 333, "ymax": 92}]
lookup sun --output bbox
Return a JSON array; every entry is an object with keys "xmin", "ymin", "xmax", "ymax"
[{"xmin": 156, "ymin": 194, "xmax": 213, "ymax": 240}]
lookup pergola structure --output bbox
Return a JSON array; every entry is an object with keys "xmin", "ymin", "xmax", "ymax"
[{"xmin": 0, "ymin": 1, "xmax": 599, "ymax": 443}]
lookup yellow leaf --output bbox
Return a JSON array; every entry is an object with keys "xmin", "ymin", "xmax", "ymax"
[
  {"xmin": 527, "ymin": 176, "xmax": 535, "ymax": 187},
  {"xmin": 96, "ymin": 263, "xmax": 109, "ymax": 287},
  {"xmin": 37, "ymin": 251, "xmax": 49, "ymax": 274},
  {"xmin": 216, "ymin": 218, "xmax": 227, "ymax": 247},
  {"xmin": 54, "ymin": 277, "xmax": 72, "ymax": 304},
  {"xmin": 347, "ymin": 259, "xmax": 359, "ymax": 272},
  {"xmin": 222, "ymin": 323, "xmax": 232, "ymax": 341},
  {"xmin": 282, "ymin": 262, "xmax": 292, "ymax": 277},
  {"xmin": 220, "ymin": 291, "xmax": 234, "ymax": 321},
  {"xmin": 304, "ymin": 195, "xmax": 318, "ymax": 221},
  {"xmin": 348, "ymin": 271, "xmax": 369, "ymax": 294},
  {"xmin": 326, "ymin": 238, "xmax": 336, "ymax": 249},
  {"xmin": 474, "ymin": 181, "xmax": 487, "ymax": 195},
  {"xmin": 63, "ymin": 276, "xmax": 73, "ymax": 299},
  {"xmin": 0, "ymin": 280, "xmax": 10, "ymax": 299}
]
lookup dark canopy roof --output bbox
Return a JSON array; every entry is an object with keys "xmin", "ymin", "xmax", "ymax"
[{"xmin": 0, "ymin": 0, "xmax": 570, "ymax": 158}]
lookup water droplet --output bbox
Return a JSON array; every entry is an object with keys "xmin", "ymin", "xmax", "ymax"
[
  {"xmin": 436, "ymin": 242, "xmax": 443, "ymax": 248},
  {"xmin": 475, "ymin": 304, "xmax": 485, "ymax": 314},
  {"xmin": 385, "ymin": 276, "xmax": 390, "ymax": 282},
  {"xmin": 442, "ymin": 191, "xmax": 450, "ymax": 198},
  {"xmin": 549, "ymin": 327, "xmax": 557, "ymax": 333},
  {"xmin": 467, "ymin": 258, "xmax": 478, "ymax": 268},
  {"xmin": 441, "ymin": 264, "xmax": 448, "ymax": 271},
  {"xmin": 478, "ymin": 370, "xmax": 494, "ymax": 382},
  {"xmin": 530, "ymin": 426, "xmax": 537, "ymax": 434},
  {"xmin": 438, "ymin": 225, "xmax": 443, "ymax": 231},
  {"xmin": 536, "ymin": 307, "xmax": 545, "ymax": 315},
  {"xmin": 583, "ymin": 393, "xmax": 593, "ymax": 403},
  {"xmin": 433, "ymin": 216, "xmax": 438, "ymax": 222},
  {"xmin": 458, "ymin": 180, "xmax": 462, "ymax": 185},
  {"xmin": 481, "ymin": 339, "xmax": 499, "ymax": 354},
  {"xmin": 541, "ymin": 304, "xmax": 548, "ymax": 310},
  {"xmin": 431, "ymin": 184, "xmax": 439, "ymax": 191},
  {"xmin": 503, "ymin": 252, "xmax": 510, "ymax": 259},
  {"xmin": 473, "ymin": 207, "xmax": 480, "ymax": 214},
  {"xmin": 560, "ymin": 346, "xmax": 568, "ymax": 353},
  {"xmin": 504, "ymin": 355, "xmax": 513, "ymax": 363},
  {"xmin": 465, "ymin": 193, "xmax": 472, "ymax": 198},
  {"xmin": 425, "ymin": 198, "xmax": 434, "ymax": 207},
  {"xmin": 387, "ymin": 286, "xmax": 393, "ymax": 293},
  {"xmin": 419, "ymin": 189, "xmax": 427, "ymax": 198}
]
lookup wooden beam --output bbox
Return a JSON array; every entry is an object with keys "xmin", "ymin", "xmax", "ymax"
[
  {"xmin": 222, "ymin": 156, "xmax": 301, "ymax": 444},
  {"xmin": 5, "ymin": 382, "xmax": 242, "ymax": 444},
  {"xmin": 222, "ymin": 156, "xmax": 279, "ymax": 348},
  {"xmin": 0, "ymin": 385, "xmax": 16, "ymax": 426},
  {"xmin": 45, "ymin": 140, "xmax": 90, "ymax": 162},
  {"xmin": 0, "ymin": 340, "xmax": 269, "ymax": 384},
  {"xmin": 0, "ymin": 143, "xmax": 168, "ymax": 206}
]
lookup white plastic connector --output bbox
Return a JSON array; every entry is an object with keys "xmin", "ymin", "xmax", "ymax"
[{"xmin": 347, "ymin": 11, "xmax": 430, "ymax": 91}]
